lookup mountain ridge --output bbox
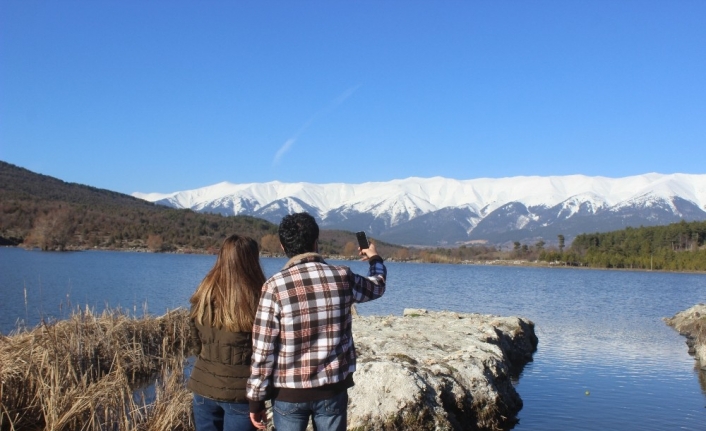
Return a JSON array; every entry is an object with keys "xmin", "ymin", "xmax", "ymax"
[{"xmin": 133, "ymin": 173, "xmax": 706, "ymax": 246}]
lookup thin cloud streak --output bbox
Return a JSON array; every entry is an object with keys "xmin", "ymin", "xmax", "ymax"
[
  {"xmin": 273, "ymin": 138, "xmax": 296, "ymax": 166},
  {"xmin": 272, "ymin": 85, "xmax": 361, "ymax": 167}
]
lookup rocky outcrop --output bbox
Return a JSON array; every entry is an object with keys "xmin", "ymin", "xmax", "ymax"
[
  {"xmin": 348, "ymin": 310, "xmax": 538, "ymax": 431},
  {"xmin": 664, "ymin": 304, "xmax": 706, "ymax": 369}
]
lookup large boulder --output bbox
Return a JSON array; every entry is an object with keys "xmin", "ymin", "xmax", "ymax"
[
  {"xmin": 664, "ymin": 304, "xmax": 706, "ymax": 370},
  {"xmin": 348, "ymin": 310, "xmax": 538, "ymax": 431}
]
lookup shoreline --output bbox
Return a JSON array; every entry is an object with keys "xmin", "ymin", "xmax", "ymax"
[
  {"xmin": 4, "ymin": 244, "xmax": 705, "ymax": 274},
  {"xmin": 664, "ymin": 304, "xmax": 706, "ymax": 370}
]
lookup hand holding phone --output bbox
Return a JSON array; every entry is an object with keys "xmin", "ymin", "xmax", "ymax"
[{"xmin": 355, "ymin": 231, "xmax": 369, "ymax": 249}]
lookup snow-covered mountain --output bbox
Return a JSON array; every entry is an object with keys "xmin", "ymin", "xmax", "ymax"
[{"xmin": 133, "ymin": 174, "xmax": 706, "ymax": 246}]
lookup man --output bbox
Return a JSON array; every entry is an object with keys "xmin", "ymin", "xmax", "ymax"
[{"xmin": 247, "ymin": 212, "xmax": 387, "ymax": 431}]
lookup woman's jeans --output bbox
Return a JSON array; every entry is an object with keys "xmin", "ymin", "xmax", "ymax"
[
  {"xmin": 272, "ymin": 391, "xmax": 348, "ymax": 431},
  {"xmin": 192, "ymin": 393, "xmax": 254, "ymax": 431}
]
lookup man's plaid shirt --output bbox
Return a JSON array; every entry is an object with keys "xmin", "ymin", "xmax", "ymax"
[{"xmin": 246, "ymin": 252, "xmax": 386, "ymax": 406}]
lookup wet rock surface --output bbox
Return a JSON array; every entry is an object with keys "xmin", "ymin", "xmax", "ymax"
[
  {"xmin": 347, "ymin": 310, "xmax": 538, "ymax": 431},
  {"xmin": 664, "ymin": 303, "xmax": 706, "ymax": 370}
]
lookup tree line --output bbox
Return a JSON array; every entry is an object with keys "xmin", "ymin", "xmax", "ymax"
[{"xmin": 538, "ymin": 220, "xmax": 706, "ymax": 271}]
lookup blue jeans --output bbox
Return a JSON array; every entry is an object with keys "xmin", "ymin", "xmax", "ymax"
[
  {"xmin": 272, "ymin": 391, "xmax": 348, "ymax": 431},
  {"xmin": 192, "ymin": 393, "xmax": 255, "ymax": 431}
]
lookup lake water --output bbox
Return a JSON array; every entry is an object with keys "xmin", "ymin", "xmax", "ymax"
[{"xmin": 1, "ymin": 247, "xmax": 705, "ymax": 430}]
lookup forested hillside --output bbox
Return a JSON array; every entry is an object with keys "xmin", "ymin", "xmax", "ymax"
[
  {"xmin": 540, "ymin": 220, "xmax": 706, "ymax": 271},
  {"xmin": 0, "ymin": 161, "xmax": 280, "ymax": 251}
]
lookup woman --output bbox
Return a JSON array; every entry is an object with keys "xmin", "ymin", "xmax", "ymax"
[{"xmin": 187, "ymin": 234, "xmax": 266, "ymax": 431}]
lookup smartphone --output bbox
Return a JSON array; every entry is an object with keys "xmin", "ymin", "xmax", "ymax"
[{"xmin": 355, "ymin": 231, "xmax": 369, "ymax": 249}]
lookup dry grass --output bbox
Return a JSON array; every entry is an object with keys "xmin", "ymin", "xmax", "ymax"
[{"xmin": 0, "ymin": 307, "xmax": 194, "ymax": 431}]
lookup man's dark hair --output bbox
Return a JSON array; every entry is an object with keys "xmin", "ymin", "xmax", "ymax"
[{"xmin": 278, "ymin": 212, "xmax": 320, "ymax": 257}]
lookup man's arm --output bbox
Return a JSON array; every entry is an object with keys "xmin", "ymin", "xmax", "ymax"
[
  {"xmin": 247, "ymin": 284, "xmax": 280, "ymax": 414},
  {"xmin": 351, "ymin": 243, "xmax": 387, "ymax": 303}
]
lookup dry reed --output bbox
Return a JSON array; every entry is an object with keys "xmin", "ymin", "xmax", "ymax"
[{"xmin": 0, "ymin": 307, "xmax": 195, "ymax": 431}]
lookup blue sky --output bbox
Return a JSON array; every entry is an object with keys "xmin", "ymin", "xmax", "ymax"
[{"xmin": 1, "ymin": 1, "xmax": 704, "ymax": 195}]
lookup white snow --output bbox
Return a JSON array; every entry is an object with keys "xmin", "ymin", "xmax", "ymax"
[{"xmin": 132, "ymin": 173, "xmax": 706, "ymax": 221}]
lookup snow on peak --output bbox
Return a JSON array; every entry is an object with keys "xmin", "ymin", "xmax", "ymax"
[{"xmin": 132, "ymin": 173, "xmax": 706, "ymax": 219}]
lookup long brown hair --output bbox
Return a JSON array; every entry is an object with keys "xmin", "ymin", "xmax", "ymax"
[{"xmin": 189, "ymin": 234, "xmax": 266, "ymax": 332}]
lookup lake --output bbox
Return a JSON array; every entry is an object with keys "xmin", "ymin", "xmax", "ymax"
[{"xmin": 1, "ymin": 247, "xmax": 705, "ymax": 430}]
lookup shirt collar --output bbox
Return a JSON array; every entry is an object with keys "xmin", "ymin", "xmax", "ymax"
[{"xmin": 282, "ymin": 252, "xmax": 326, "ymax": 270}]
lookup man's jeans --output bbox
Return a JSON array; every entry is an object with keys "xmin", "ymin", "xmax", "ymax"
[
  {"xmin": 192, "ymin": 393, "xmax": 254, "ymax": 431},
  {"xmin": 272, "ymin": 391, "xmax": 348, "ymax": 431}
]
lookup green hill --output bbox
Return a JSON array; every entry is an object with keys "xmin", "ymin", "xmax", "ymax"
[{"xmin": 0, "ymin": 160, "xmax": 278, "ymax": 251}]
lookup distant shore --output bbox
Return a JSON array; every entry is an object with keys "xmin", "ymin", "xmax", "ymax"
[{"xmin": 5, "ymin": 244, "xmax": 706, "ymax": 274}]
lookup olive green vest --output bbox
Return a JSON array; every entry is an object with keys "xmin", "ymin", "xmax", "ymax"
[{"xmin": 187, "ymin": 319, "xmax": 252, "ymax": 403}]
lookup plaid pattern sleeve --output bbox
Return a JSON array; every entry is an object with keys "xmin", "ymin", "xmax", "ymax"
[
  {"xmin": 350, "ymin": 257, "xmax": 386, "ymax": 303},
  {"xmin": 246, "ymin": 284, "xmax": 280, "ymax": 404},
  {"xmin": 247, "ymin": 254, "xmax": 387, "ymax": 404}
]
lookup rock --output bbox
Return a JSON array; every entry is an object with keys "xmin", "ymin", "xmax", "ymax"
[
  {"xmin": 664, "ymin": 304, "xmax": 706, "ymax": 367},
  {"xmin": 403, "ymin": 308, "xmax": 429, "ymax": 317},
  {"xmin": 349, "ymin": 311, "xmax": 538, "ymax": 431}
]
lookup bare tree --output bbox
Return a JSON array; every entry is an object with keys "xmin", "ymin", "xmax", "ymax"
[
  {"xmin": 260, "ymin": 234, "xmax": 281, "ymax": 254},
  {"xmin": 147, "ymin": 234, "xmax": 164, "ymax": 252},
  {"xmin": 343, "ymin": 241, "xmax": 359, "ymax": 257},
  {"xmin": 25, "ymin": 208, "xmax": 73, "ymax": 251}
]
